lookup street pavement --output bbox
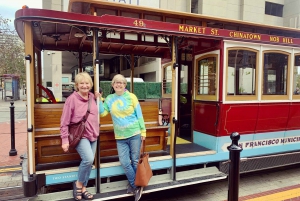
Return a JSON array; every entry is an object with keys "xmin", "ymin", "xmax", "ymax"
[{"xmin": 0, "ymin": 90, "xmax": 27, "ymax": 190}]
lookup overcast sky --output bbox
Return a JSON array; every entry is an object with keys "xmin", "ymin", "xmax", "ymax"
[{"xmin": 1, "ymin": 0, "xmax": 42, "ymax": 30}]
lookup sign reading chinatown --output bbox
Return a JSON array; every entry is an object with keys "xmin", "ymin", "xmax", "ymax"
[{"xmin": 178, "ymin": 24, "xmax": 294, "ymax": 44}]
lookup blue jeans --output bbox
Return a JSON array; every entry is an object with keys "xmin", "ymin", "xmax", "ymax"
[
  {"xmin": 76, "ymin": 138, "xmax": 97, "ymax": 186},
  {"xmin": 116, "ymin": 134, "xmax": 141, "ymax": 189}
]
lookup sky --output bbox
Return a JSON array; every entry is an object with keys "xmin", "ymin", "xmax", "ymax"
[{"xmin": 0, "ymin": 0, "xmax": 42, "ymax": 30}]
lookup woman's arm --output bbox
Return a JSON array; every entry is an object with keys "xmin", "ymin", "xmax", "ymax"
[
  {"xmin": 131, "ymin": 93, "xmax": 146, "ymax": 139},
  {"xmin": 60, "ymin": 98, "xmax": 73, "ymax": 151},
  {"xmin": 99, "ymin": 100, "xmax": 109, "ymax": 117},
  {"xmin": 95, "ymin": 91, "xmax": 109, "ymax": 117}
]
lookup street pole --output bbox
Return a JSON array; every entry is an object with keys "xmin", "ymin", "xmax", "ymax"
[
  {"xmin": 227, "ymin": 132, "xmax": 242, "ymax": 201},
  {"xmin": 9, "ymin": 101, "xmax": 17, "ymax": 156}
]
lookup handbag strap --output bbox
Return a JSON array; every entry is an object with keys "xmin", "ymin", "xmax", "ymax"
[
  {"xmin": 140, "ymin": 139, "xmax": 145, "ymax": 155},
  {"xmin": 82, "ymin": 98, "xmax": 91, "ymax": 123}
]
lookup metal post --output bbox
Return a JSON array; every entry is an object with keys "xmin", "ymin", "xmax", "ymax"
[
  {"xmin": 1, "ymin": 78, "xmax": 3, "ymax": 99},
  {"xmin": 227, "ymin": 132, "xmax": 242, "ymax": 201},
  {"xmin": 9, "ymin": 101, "xmax": 17, "ymax": 156}
]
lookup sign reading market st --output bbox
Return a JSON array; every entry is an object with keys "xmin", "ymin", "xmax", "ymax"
[{"xmin": 178, "ymin": 24, "xmax": 295, "ymax": 44}]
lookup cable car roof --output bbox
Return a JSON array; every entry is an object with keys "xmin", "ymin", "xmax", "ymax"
[{"xmin": 14, "ymin": 1, "xmax": 300, "ymax": 56}]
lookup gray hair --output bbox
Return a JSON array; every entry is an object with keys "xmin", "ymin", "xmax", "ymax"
[
  {"xmin": 74, "ymin": 72, "xmax": 93, "ymax": 91},
  {"xmin": 111, "ymin": 74, "xmax": 127, "ymax": 86}
]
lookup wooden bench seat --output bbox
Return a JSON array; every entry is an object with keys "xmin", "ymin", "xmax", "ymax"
[{"xmin": 34, "ymin": 101, "xmax": 168, "ymax": 167}]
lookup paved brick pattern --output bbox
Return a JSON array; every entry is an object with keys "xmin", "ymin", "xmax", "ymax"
[
  {"xmin": 0, "ymin": 120, "xmax": 27, "ymax": 167},
  {"xmin": 0, "ymin": 173, "xmax": 22, "ymax": 188},
  {"xmin": 239, "ymin": 184, "xmax": 300, "ymax": 200}
]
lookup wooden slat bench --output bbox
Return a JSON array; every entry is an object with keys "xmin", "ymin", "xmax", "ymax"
[{"xmin": 34, "ymin": 100, "xmax": 168, "ymax": 169}]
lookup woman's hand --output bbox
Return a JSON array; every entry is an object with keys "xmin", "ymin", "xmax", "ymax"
[
  {"xmin": 95, "ymin": 91, "xmax": 102, "ymax": 99},
  {"xmin": 62, "ymin": 143, "xmax": 69, "ymax": 152},
  {"xmin": 141, "ymin": 136, "xmax": 146, "ymax": 141}
]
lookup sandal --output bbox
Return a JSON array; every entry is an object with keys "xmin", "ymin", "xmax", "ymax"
[
  {"xmin": 82, "ymin": 191, "xmax": 93, "ymax": 200},
  {"xmin": 73, "ymin": 181, "xmax": 82, "ymax": 200}
]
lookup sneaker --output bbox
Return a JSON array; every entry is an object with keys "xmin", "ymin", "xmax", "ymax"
[
  {"xmin": 127, "ymin": 184, "xmax": 134, "ymax": 194},
  {"xmin": 134, "ymin": 187, "xmax": 143, "ymax": 201}
]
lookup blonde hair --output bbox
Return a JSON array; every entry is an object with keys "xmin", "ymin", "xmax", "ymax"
[
  {"xmin": 74, "ymin": 72, "xmax": 93, "ymax": 91},
  {"xmin": 111, "ymin": 74, "xmax": 127, "ymax": 86}
]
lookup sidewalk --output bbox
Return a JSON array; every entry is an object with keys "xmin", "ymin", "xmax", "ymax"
[
  {"xmin": 0, "ymin": 91, "xmax": 27, "ymax": 189},
  {"xmin": 0, "ymin": 90, "xmax": 27, "ymax": 123}
]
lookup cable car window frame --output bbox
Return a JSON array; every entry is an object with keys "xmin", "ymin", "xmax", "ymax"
[
  {"xmin": 162, "ymin": 63, "xmax": 172, "ymax": 98},
  {"xmin": 293, "ymin": 54, "xmax": 300, "ymax": 99},
  {"xmin": 261, "ymin": 50, "xmax": 290, "ymax": 101},
  {"xmin": 194, "ymin": 53, "xmax": 219, "ymax": 101},
  {"xmin": 226, "ymin": 47, "xmax": 259, "ymax": 101}
]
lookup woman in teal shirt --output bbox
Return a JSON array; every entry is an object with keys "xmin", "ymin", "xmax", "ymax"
[{"xmin": 96, "ymin": 74, "xmax": 146, "ymax": 201}]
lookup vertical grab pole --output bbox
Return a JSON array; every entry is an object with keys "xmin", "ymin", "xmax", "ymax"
[
  {"xmin": 93, "ymin": 27, "xmax": 100, "ymax": 194},
  {"xmin": 173, "ymin": 36, "xmax": 179, "ymax": 181},
  {"xmin": 25, "ymin": 55, "xmax": 34, "ymax": 175},
  {"xmin": 171, "ymin": 36, "xmax": 179, "ymax": 181},
  {"xmin": 227, "ymin": 132, "xmax": 243, "ymax": 201},
  {"xmin": 95, "ymin": 59, "xmax": 100, "ymax": 194},
  {"xmin": 130, "ymin": 54, "xmax": 135, "ymax": 92}
]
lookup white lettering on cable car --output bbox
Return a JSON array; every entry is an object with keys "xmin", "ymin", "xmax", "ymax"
[
  {"xmin": 221, "ymin": 136, "xmax": 300, "ymax": 151},
  {"xmin": 51, "ymin": 174, "xmax": 77, "ymax": 180}
]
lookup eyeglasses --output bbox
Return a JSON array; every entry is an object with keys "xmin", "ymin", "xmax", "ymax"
[{"xmin": 114, "ymin": 81, "xmax": 125, "ymax": 85}]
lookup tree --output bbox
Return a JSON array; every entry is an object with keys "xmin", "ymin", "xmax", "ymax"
[{"xmin": 0, "ymin": 15, "xmax": 25, "ymax": 87}]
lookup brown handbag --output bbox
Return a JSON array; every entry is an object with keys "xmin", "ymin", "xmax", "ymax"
[
  {"xmin": 135, "ymin": 140, "xmax": 153, "ymax": 187},
  {"xmin": 68, "ymin": 98, "xmax": 91, "ymax": 148}
]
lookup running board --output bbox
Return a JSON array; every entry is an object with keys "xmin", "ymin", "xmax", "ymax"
[{"xmin": 28, "ymin": 167, "xmax": 226, "ymax": 201}]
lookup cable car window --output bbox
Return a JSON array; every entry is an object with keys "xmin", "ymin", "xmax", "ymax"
[
  {"xmin": 181, "ymin": 64, "xmax": 188, "ymax": 95},
  {"xmin": 227, "ymin": 49, "xmax": 257, "ymax": 96},
  {"xmin": 162, "ymin": 63, "xmax": 172, "ymax": 98},
  {"xmin": 263, "ymin": 52, "xmax": 288, "ymax": 95},
  {"xmin": 197, "ymin": 57, "xmax": 216, "ymax": 95},
  {"xmin": 293, "ymin": 55, "xmax": 300, "ymax": 97},
  {"xmin": 194, "ymin": 54, "xmax": 218, "ymax": 101}
]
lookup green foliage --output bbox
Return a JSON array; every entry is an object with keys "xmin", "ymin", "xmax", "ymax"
[
  {"xmin": 100, "ymin": 81, "xmax": 186, "ymax": 100},
  {"xmin": 0, "ymin": 15, "xmax": 25, "ymax": 86}
]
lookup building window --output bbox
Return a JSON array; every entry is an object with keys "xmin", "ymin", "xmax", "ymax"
[
  {"xmin": 62, "ymin": 77, "xmax": 69, "ymax": 83},
  {"xmin": 262, "ymin": 51, "xmax": 290, "ymax": 100},
  {"xmin": 46, "ymin": 82, "xmax": 52, "ymax": 87},
  {"xmin": 109, "ymin": 56, "xmax": 120, "ymax": 73},
  {"xmin": 194, "ymin": 54, "xmax": 218, "ymax": 101},
  {"xmin": 265, "ymin": 2, "xmax": 283, "ymax": 17},
  {"xmin": 226, "ymin": 48, "xmax": 258, "ymax": 101},
  {"xmin": 191, "ymin": 0, "xmax": 198, "ymax": 14}
]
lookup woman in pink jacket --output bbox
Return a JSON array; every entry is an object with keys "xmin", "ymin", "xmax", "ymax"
[{"xmin": 60, "ymin": 72, "xmax": 99, "ymax": 200}]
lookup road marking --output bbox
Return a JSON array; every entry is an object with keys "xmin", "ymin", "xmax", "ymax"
[
  {"xmin": 0, "ymin": 167, "xmax": 21, "ymax": 173},
  {"xmin": 246, "ymin": 187, "xmax": 300, "ymax": 201}
]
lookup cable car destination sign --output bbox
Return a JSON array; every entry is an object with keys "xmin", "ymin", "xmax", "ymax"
[
  {"xmin": 98, "ymin": 15, "xmax": 297, "ymax": 46},
  {"xmin": 178, "ymin": 24, "xmax": 294, "ymax": 44}
]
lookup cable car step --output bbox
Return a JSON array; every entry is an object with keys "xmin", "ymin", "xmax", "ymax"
[{"xmin": 28, "ymin": 166, "xmax": 226, "ymax": 201}]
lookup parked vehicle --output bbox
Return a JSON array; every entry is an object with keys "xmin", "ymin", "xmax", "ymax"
[{"xmin": 15, "ymin": 1, "xmax": 300, "ymax": 200}]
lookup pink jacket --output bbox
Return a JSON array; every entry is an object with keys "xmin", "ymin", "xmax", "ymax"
[{"xmin": 60, "ymin": 91, "xmax": 99, "ymax": 144}]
